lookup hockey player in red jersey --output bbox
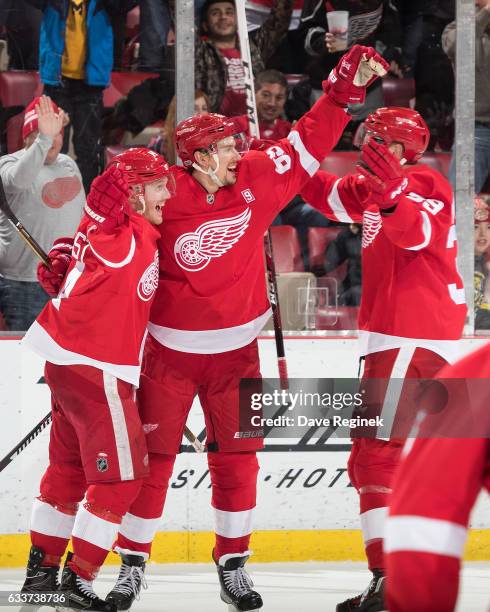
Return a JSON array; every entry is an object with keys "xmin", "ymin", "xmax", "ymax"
[
  {"xmin": 299, "ymin": 107, "xmax": 467, "ymax": 611},
  {"xmin": 20, "ymin": 149, "xmax": 174, "ymax": 611},
  {"xmin": 385, "ymin": 343, "xmax": 490, "ymax": 612},
  {"xmin": 97, "ymin": 46, "xmax": 388, "ymax": 612}
]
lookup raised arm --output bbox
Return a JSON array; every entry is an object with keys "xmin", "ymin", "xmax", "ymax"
[
  {"xmin": 0, "ymin": 96, "xmax": 65, "ymax": 192},
  {"xmin": 254, "ymin": 45, "xmax": 388, "ymax": 209},
  {"xmin": 358, "ymin": 138, "xmax": 449, "ymax": 251}
]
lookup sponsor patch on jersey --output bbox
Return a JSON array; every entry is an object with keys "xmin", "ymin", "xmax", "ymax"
[
  {"xmin": 206, "ymin": 194, "xmax": 215, "ymax": 205},
  {"xmin": 174, "ymin": 207, "xmax": 252, "ymax": 271},
  {"xmin": 96, "ymin": 452, "xmax": 109, "ymax": 472},
  {"xmin": 137, "ymin": 251, "xmax": 159, "ymax": 302},
  {"xmin": 241, "ymin": 188, "xmax": 255, "ymax": 204}
]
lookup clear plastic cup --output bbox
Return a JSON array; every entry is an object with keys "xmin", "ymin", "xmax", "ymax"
[{"xmin": 326, "ymin": 10, "xmax": 349, "ymax": 51}]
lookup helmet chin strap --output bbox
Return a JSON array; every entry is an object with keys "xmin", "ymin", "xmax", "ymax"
[
  {"xmin": 132, "ymin": 185, "xmax": 146, "ymax": 214},
  {"xmin": 137, "ymin": 194, "xmax": 146, "ymax": 214},
  {"xmin": 192, "ymin": 153, "xmax": 224, "ymax": 187}
]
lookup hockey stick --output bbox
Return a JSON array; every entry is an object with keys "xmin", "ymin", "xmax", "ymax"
[
  {"xmin": 0, "ymin": 178, "xmax": 202, "ymax": 465},
  {"xmin": 0, "ymin": 407, "xmax": 202, "ymax": 473},
  {"xmin": 0, "ymin": 175, "xmax": 51, "ymax": 267},
  {"xmin": 236, "ymin": 0, "xmax": 289, "ymax": 390},
  {"xmin": 0, "ymin": 411, "xmax": 52, "ymax": 473}
]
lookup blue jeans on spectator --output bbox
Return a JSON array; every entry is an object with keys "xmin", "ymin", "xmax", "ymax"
[
  {"xmin": 449, "ymin": 122, "xmax": 490, "ymax": 193},
  {"xmin": 138, "ymin": 0, "xmax": 171, "ymax": 72},
  {"xmin": 0, "ymin": 276, "xmax": 49, "ymax": 332}
]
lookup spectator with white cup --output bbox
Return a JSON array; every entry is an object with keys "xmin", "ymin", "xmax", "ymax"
[{"xmin": 326, "ymin": 9, "xmax": 349, "ymax": 52}]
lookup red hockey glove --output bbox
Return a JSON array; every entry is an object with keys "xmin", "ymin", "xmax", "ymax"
[
  {"xmin": 37, "ymin": 236, "xmax": 73, "ymax": 297},
  {"xmin": 357, "ymin": 138, "xmax": 409, "ymax": 210},
  {"xmin": 84, "ymin": 165, "xmax": 131, "ymax": 232},
  {"xmin": 323, "ymin": 45, "xmax": 389, "ymax": 107}
]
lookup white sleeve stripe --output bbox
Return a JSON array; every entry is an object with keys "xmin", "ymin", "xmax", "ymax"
[
  {"xmin": 327, "ymin": 178, "xmax": 354, "ymax": 223},
  {"xmin": 87, "ymin": 227, "xmax": 136, "ymax": 268},
  {"xmin": 287, "ymin": 130, "xmax": 320, "ymax": 177},
  {"xmin": 50, "ymin": 242, "xmax": 72, "ymax": 252},
  {"xmin": 405, "ymin": 210, "xmax": 431, "ymax": 251},
  {"xmin": 385, "ymin": 515, "xmax": 467, "ymax": 558}
]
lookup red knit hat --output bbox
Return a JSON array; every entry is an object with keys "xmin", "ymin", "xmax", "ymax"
[
  {"xmin": 22, "ymin": 96, "xmax": 61, "ymax": 140},
  {"xmin": 475, "ymin": 195, "xmax": 490, "ymax": 223}
]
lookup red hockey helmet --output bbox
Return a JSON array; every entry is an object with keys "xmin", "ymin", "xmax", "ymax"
[
  {"xmin": 109, "ymin": 147, "xmax": 173, "ymax": 186},
  {"xmin": 175, "ymin": 113, "xmax": 238, "ymax": 167},
  {"xmin": 361, "ymin": 107, "xmax": 430, "ymax": 163}
]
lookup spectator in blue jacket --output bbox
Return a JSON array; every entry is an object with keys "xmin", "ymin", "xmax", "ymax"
[{"xmin": 24, "ymin": 0, "xmax": 136, "ymax": 192}]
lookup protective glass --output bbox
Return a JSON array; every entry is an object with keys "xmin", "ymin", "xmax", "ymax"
[{"xmin": 216, "ymin": 133, "xmax": 250, "ymax": 156}]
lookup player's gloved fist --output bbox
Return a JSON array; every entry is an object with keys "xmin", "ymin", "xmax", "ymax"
[
  {"xmin": 84, "ymin": 165, "xmax": 131, "ymax": 232},
  {"xmin": 37, "ymin": 236, "xmax": 74, "ymax": 296},
  {"xmin": 323, "ymin": 45, "xmax": 389, "ymax": 107},
  {"xmin": 357, "ymin": 138, "xmax": 408, "ymax": 210}
]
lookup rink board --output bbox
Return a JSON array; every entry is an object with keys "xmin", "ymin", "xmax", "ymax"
[{"xmin": 0, "ymin": 336, "xmax": 489, "ymax": 566}]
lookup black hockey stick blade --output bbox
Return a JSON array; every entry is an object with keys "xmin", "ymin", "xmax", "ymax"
[{"xmin": 0, "ymin": 411, "xmax": 52, "ymax": 473}]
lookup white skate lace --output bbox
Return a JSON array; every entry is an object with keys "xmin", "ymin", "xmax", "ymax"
[
  {"xmin": 223, "ymin": 567, "xmax": 254, "ymax": 597},
  {"xmin": 112, "ymin": 565, "xmax": 147, "ymax": 601},
  {"xmin": 75, "ymin": 576, "xmax": 97, "ymax": 600},
  {"xmin": 360, "ymin": 574, "xmax": 384, "ymax": 603}
]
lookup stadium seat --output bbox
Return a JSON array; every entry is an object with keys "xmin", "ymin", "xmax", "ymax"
[
  {"xmin": 285, "ymin": 74, "xmax": 308, "ymax": 88},
  {"xmin": 269, "ymin": 226, "xmax": 304, "ymax": 273},
  {"xmin": 6, "ymin": 112, "xmax": 23, "ymax": 153},
  {"xmin": 103, "ymin": 71, "xmax": 158, "ymax": 108},
  {"xmin": 307, "ymin": 226, "xmax": 342, "ymax": 270},
  {"xmin": 0, "ymin": 71, "xmax": 42, "ymax": 153},
  {"xmin": 435, "ymin": 152, "xmax": 451, "ymax": 178},
  {"xmin": 320, "ymin": 151, "xmax": 453, "ymax": 181},
  {"xmin": 105, "ymin": 145, "xmax": 130, "ymax": 166},
  {"xmin": 319, "ymin": 151, "xmax": 358, "ymax": 176},
  {"xmin": 0, "ymin": 71, "xmax": 42, "ymax": 108},
  {"xmin": 316, "ymin": 305, "xmax": 359, "ymax": 330},
  {"xmin": 382, "ymin": 77, "xmax": 415, "ymax": 108}
]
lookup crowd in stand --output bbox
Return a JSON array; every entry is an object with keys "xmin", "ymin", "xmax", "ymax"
[{"xmin": 0, "ymin": 0, "xmax": 489, "ymax": 331}]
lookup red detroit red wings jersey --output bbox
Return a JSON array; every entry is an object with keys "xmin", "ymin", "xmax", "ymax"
[
  {"xmin": 385, "ymin": 344, "xmax": 490, "ymax": 612},
  {"xmin": 148, "ymin": 95, "xmax": 350, "ymax": 353},
  {"xmin": 301, "ymin": 164, "xmax": 467, "ymax": 362},
  {"xmin": 23, "ymin": 215, "xmax": 160, "ymax": 386}
]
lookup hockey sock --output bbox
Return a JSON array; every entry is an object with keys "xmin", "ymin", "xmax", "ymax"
[
  {"xmin": 115, "ymin": 453, "xmax": 176, "ymax": 557},
  {"xmin": 208, "ymin": 451, "xmax": 259, "ymax": 559},
  {"xmin": 71, "ymin": 480, "xmax": 142, "ymax": 580},
  {"xmin": 30, "ymin": 497, "xmax": 78, "ymax": 565},
  {"xmin": 360, "ymin": 502, "xmax": 388, "ymax": 570}
]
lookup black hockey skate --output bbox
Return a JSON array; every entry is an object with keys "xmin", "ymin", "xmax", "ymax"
[
  {"xmin": 336, "ymin": 569, "xmax": 386, "ymax": 612},
  {"xmin": 57, "ymin": 552, "xmax": 116, "ymax": 612},
  {"xmin": 19, "ymin": 546, "xmax": 60, "ymax": 610},
  {"xmin": 215, "ymin": 551, "xmax": 263, "ymax": 611},
  {"xmin": 105, "ymin": 553, "xmax": 147, "ymax": 610}
]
